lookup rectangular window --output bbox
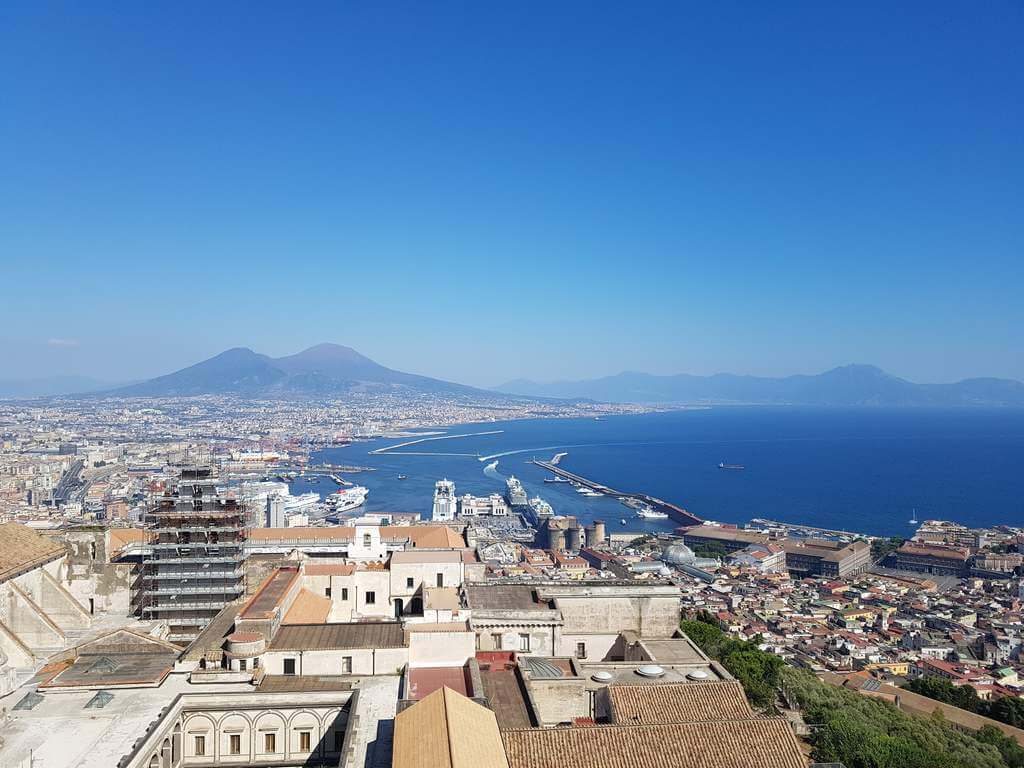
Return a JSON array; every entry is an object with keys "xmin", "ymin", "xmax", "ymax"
[
  {"xmin": 264, "ymin": 732, "xmax": 276, "ymax": 753},
  {"xmin": 518, "ymin": 633, "xmax": 530, "ymax": 652},
  {"xmin": 576, "ymin": 642, "xmax": 587, "ymax": 659},
  {"xmin": 299, "ymin": 731, "xmax": 312, "ymax": 751},
  {"xmin": 365, "ymin": 591, "xmax": 375, "ymax": 605},
  {"xmin": 363, "ymin": 532, "xmax": 372, "ymax": 547},
  {"xmin": 492, "ymin": 633, "xmax": 503, "ymax": 650},
  {"xmin": 229, "ymin": 734, "xmax": 241, "ymax": 755},
  {"xmin": 436, "ymin": 573, "xmax": 444, "ymax": 587},
  {"xmin": 325, "ymin": 586, "xmax": 332, "ymax": 597},
  {"xmin": 194, "ymin": 736, "xmax": 206, "ymax": 756},
  {"xmin": 239, "ymin": 659, "xmax": 247, "ymax": 671},
  {"xmin": 406, "ymin": 577, "xmax": 414, "ymax": 589},
  {"xmin": 342, "ymin": 656, "xmax": 352, "ymax": 674},
  {"xmin": 283, "ymin": 658, "xmax": 296, "ymax": 675},
  {"xmin": 341, "ymin": 587, "xmax": 349, "ymax": 600}
]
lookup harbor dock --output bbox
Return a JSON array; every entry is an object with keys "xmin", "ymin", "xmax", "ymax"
[{"xmin": 531, "ymin": 459, "xmax": 703, "ymax": 527}]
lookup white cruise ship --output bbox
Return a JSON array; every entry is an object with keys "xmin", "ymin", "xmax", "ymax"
[
  {"xmin": 505, "ymin": 476, "xmax": 528, "ymax": 507},
  {"xmin": 283, "ymin": 492, "xmax": 321, "ymax": 515},
  {"xmin": 330, "ymin": 485, "xmax": 369, "ymax": 513}
]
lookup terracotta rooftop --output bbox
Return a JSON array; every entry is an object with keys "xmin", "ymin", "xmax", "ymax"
[
  {"xmin": 606, "ymin": 680, "xmax": 752, "ymax": 724},
  {"xmin": 107, "ymin": 527, "xmax": 153, "ymax": 557},
  {"xmin": 0, "ymin": 523, "xmax": 66, "ymax": 582},
  {"xmin": 269, "ymin": 621, "xmax": 406, "ymax": 651},
  {"xmin": 283, "ymin": 588, "xmax": 332, "ymax": 625},
  {"xmin": 239, "ymin": 567, "xmax": 300, "ymax": 620},
  {"xmin": 248, "ymin": 526, "xmax": 355, "ymax": 542},
  {"xmin": 385, "ymin": 526, "xmax": 466, "ymax": 548},
  {"xmin": 257, "ymin": 674, "xmax": 354, "ymax": 693},
  {"xmin": 897, "ymin": 542, "xmax": 970, "ymax": 560},
  {"xmin": 304, "ymin": 563, "xmax": 356, "ymax": 576},
  {"xmin": 393, "ymin": 686, "xmax": 510, "ymax": 768},
  {"xmin": 501, "ymin": 718, "xmax": 806, "ymax": 768}
]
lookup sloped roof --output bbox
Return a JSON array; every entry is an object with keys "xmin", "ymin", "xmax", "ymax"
[
  {"xmin": 240, "ymin": 567, "xmax": 300, "ymax": 619},
  {"xmin": 269, "ymin": 622, "xmax": 405, "ymax": 651},
  {"xmin": 77, "ymin": 628, "xmax": 182, "ymax": 656},
  {"xmin": 248, "ymin": 527, "xmax": 355, "ymax": 542},
  {"xmin": 501, "ymin": 718, "xmax": 805, "ymax": 768},
  {"xmin": 283, "ymin": 588, "xmax": 332, "ymax": 625},
  {"xmin": 106, "ymin": 528, "xmax": 152, "ymax": 557},
  {"xmin": 393, "ymin": 686, "xmax": 509, "ymax": 768},
  {"xmin": 304, "ymin": 563, "xmax": 356, "ymax": 576},
  {"xmin": 607, "ymin": 681, "xmax": 752, "ymax": 724},
  {"xmin": 387, "ymin": 526, "xmax": 466, "ymax": 548},
  {"xmin": 0, "ymin": 523, "xmax": 66, "ymax": 582}
]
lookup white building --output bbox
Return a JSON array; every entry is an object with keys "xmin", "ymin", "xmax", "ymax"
[
  {"xmin": 432, "ymin": 479, "xmax": 456, "ymax": 522},
  {"xmin": 458, "ymin": 493, "xmax": 509, "ymax": 517}
]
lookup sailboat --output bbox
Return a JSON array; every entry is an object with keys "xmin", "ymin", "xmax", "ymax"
[{"xmin": 909, "ymin": 508, "xmax": 918, "ymax": 525}]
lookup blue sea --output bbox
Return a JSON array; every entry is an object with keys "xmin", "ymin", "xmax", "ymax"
[{"xmin": 298, "ymin": 408, "xmax": 1024, "ymax": 538}]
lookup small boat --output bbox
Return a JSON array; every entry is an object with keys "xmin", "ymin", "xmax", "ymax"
[
  {"xmin": 909, "ymin": 509, "xmax": 918, "ymax": 525},
  {"xmin": 620, "ymin": 518, "xmax": 626, "ymax": 525},
  {"xmin": 397, "ymin": 474, "xmax": 407, "ymax": 480},
  {"xmin": 484, "ymin": 461, "xmax": 498, "ymax": 472},
  {"xmin": 544, "ymin": 477, "xmax": 570, "ymax": 483},
  {"xmin": 718, "ymin": 462, "xmax": 745, "ymax": 470}
]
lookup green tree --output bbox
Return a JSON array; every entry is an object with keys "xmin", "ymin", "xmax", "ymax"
[
  {"xmin": 903, "ymin": 677, "xmax": 982, "ymax": 713},
  {"xmin": 679, "ymin": 618, "xmax": 725, "ymax": 657},
  {"xmin": 693, "ymin": 541, "xmax": 728, "ymax": 559},
  {"xmin": 975, "ymin": 725, "xmax": 1024, "ymax": 768},
  {"xmin": 985, "ymin": 697, "xmax": 1024, "ymax": 729}
]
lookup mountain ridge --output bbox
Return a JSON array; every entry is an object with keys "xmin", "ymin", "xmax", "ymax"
[
  {"xmin": 106, "ymin": 343, "xmax": 493, "ymax": 399},
  {"xmin": 494, "ymin": 364, "xmax": 1024, "ymax": 406}
]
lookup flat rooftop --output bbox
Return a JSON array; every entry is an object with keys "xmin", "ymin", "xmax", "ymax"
[
  {"xmin": 407, "ymin": 666, "xmax": 471, "ymax": 700},
  {"xmin": 0, "ymin": 674, "xmax": 254, "ymax": 768},
  {"xmin": 635, "ymin": 636, "xmax": 708, "ymax": 665},
  {"xmin": 577, "ymin": 661, "xmax": 727, "ymax": 689},
  {"xmin": 465, "ymin": 585, "xmax": 555, "ymax": 611}
]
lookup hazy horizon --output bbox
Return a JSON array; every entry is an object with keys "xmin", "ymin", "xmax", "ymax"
[{"xmin": 2, "ymin": 3, "xmax": 1021, "ymax": 387}]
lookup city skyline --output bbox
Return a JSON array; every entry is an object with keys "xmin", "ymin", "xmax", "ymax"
[{"xmin": 2, "ymin": 2, "xmax": 1022, "ymax": 386}]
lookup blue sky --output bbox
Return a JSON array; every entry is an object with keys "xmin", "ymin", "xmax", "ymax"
[{"xmin": 1, "ymin": 1, "xmax": 1021, "ymax": 387}]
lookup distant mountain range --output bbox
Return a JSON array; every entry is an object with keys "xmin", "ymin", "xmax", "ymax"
[
  {"xmin": 496, "ymin": 364, "xmax": 1024, "ymax": 407},
  {"xmin": 6, "ymin": 350, "xmax": 1022, "ymax": 406},
  {"xmin": 104, "ymin": 343, "xmax": 494, "ymax": 399}
]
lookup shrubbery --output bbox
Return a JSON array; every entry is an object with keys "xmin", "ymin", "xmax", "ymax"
[{"xmin": 680, "ymin": 613, "xmax": 1024, "ymax": 768}]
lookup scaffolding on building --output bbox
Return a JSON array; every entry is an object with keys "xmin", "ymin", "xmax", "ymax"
[{"xmin": 139, "ymin": 467, "xmax": 246, "ymax": 643}]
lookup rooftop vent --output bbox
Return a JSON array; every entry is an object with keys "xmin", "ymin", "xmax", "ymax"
[
  {"xmin": 686, "ymin": 669, "xmax": 710, "ymax": 681},
  {"xmin": 635, "ymin": 665, "xmax": 665, "ymax": 678},
  {"xmin": 591, "ymin": 671, "xmax": 613, "ymax": 683}
]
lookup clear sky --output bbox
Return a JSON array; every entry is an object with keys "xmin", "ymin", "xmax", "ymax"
[{"xmin": 1, "ymin": 1, "xmax": 1021, "ymax": 387}]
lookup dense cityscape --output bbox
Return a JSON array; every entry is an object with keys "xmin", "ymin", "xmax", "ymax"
[
  {"xmin": 0, "ymin": 391, "xmax": 1022, "ymax": 768},
  {"xmin": 3, "ymin": 3, "xmax": 1022, "ymax": 768}
]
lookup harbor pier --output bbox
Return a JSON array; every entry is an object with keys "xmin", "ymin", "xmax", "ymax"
[{"xmin": 531, "ymin": 460, "xmax": 703, "ymax": 527}]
